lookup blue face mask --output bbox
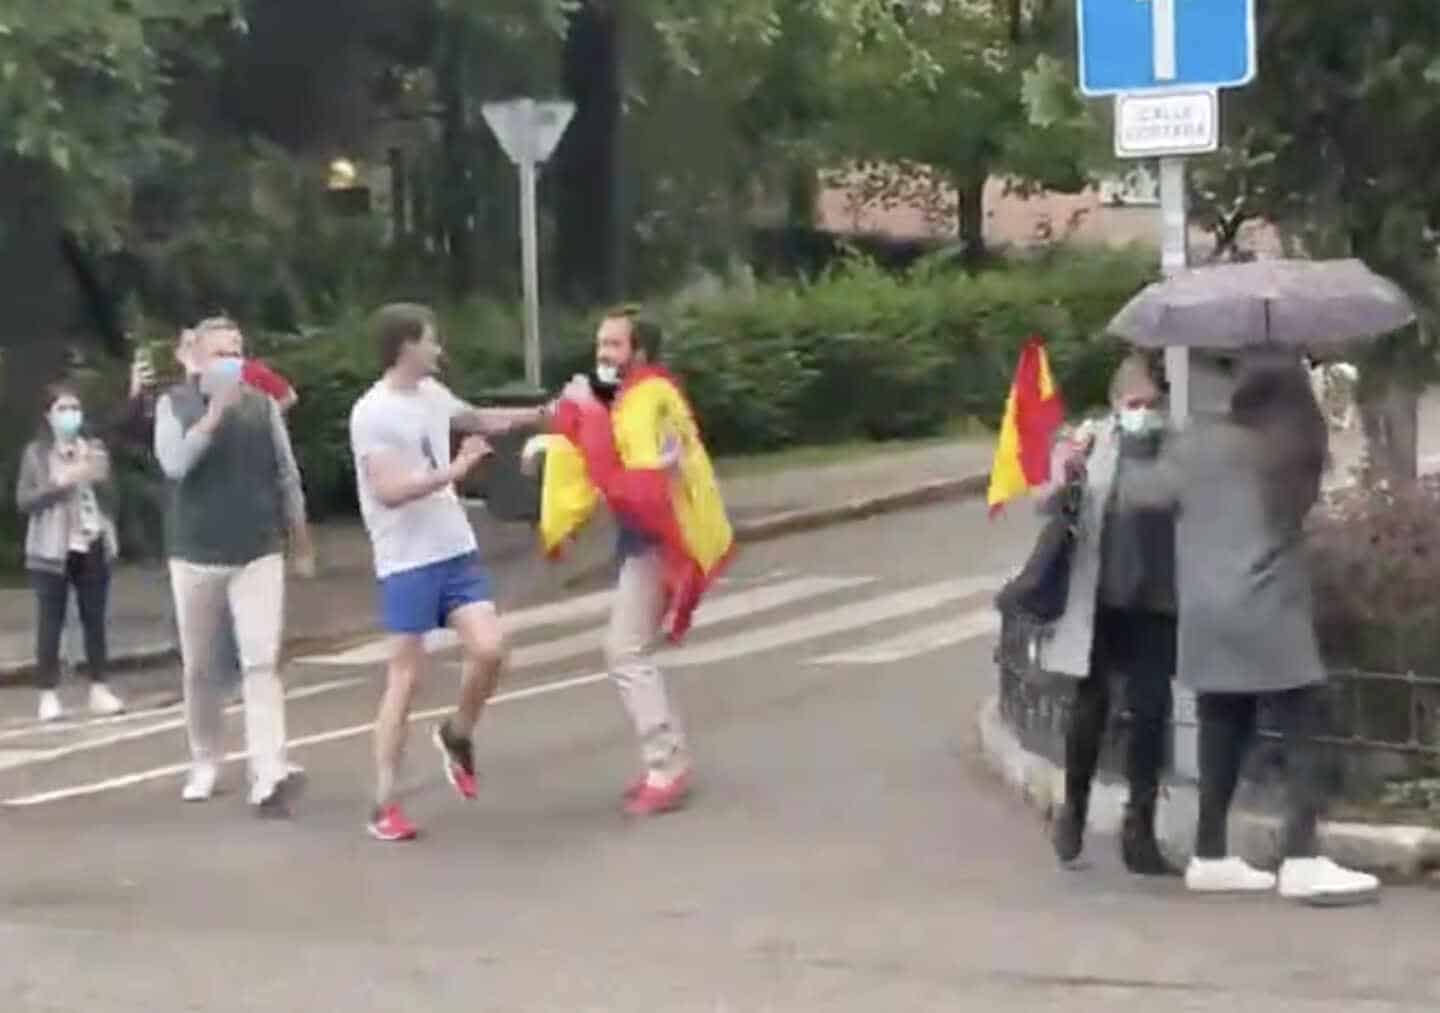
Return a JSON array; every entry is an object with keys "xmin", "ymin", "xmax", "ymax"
[
  {"xmin": 49, "ymin": 408, "xmax": 83, "ymax": 440},
  {"xmin": 201, "ymin": 356, "xmax": 244, "ymax": 395}
]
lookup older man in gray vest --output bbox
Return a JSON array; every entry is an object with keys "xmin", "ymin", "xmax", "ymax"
[{"xmin": 154, "ymin": 317, "xmax": 312, "ymax": 815}]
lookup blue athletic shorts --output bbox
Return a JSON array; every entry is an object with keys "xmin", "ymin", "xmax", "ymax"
[{"xmin": 378, "ymin": 552, "xmax": 493, "ymax": 635}]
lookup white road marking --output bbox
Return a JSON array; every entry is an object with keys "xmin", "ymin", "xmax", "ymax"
[
  {"xmin": 0, "ymin": 676, "xmax": 372, "ymax": 773},
  {"xmin": 296, "ymin": 588, "xmax": 619, "ymax": 666},
  {"xmin": 0, "ymin": 575, "xmax": 866, "ymax": 776},
  {"xmin": 1, "ymin": 573, "xmax": 1003, "ymax": 807},
  {"xmin": 808, "ymin": 609, "xmax": 999, "ymax": 665},
  {"xmin": 296, "ymin": 568, "xmax": 800, "ymax": 666},
  {"xmin": 480, "ymin": 575, "xmax": 871, "ymax": 672},
  {"xmin": 3, "ymin": 669, "xmax": 616, "ymax": 806},
  {"xmin": 661, "ymin": 574, "xmax": 1008, "ymax": 668}
]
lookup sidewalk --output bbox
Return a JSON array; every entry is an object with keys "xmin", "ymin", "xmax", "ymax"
[{"xmin": 0, "ymin": 438, "xmax": 998, "ymax": 682}]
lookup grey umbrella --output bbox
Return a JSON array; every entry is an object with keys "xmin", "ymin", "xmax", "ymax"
[{"xmin": 1108, "ymin": 258, "xmax": 1416, "ymax": 352}]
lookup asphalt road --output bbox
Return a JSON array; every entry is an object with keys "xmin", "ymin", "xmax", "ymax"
[{"xmin": 1, "ymin": 502, "xmax": 1437, "ymax": 1012}]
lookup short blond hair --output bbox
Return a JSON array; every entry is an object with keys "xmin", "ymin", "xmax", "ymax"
[{"xmin": 1109, "ymin": 353, "xmax": 1160, "ymax": 406}]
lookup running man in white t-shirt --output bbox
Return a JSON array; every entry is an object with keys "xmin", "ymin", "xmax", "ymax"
[{"xmin": 350, "ymin": 303, "xmax": 550, "ymax": 841}]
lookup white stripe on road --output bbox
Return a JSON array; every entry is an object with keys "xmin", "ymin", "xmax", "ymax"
[
  {"xmin": 0, "ymin": 676, "xmax": 372, "ymax": 774},
  {"xmin": 489, "ymin": 575, "xmax": 871, "ymax": 672},
  {"xmin": 296, "ymin": 568, "xmax": 804, "ymax": 666},
  {"xmin": 661, "ymin": 574, "xmax": 1007, "ymax": 668},
  {"xmin": 295, "ymin": 588, "xmax": 620, "ymax": 666},
  {"xmin": 1, "ymin": 573, "xmax": 1004, "ymax": 806},
  {"xmin": 3, "ymin": 669, "xmax": 618, "ymax": 806},
  {"xmin": 807, "ymin": 609, "xmax": 999, "ymax": 666},
  {"xmin": 0, "ymin": 575, "xmax": 866, "ymax": 776}
]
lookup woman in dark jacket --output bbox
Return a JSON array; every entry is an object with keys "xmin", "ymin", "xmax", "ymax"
[
  {"xmin": 1042, "ymin": 354, "xmax": 1178, "ymax": 875},
  {"xmin": 1111, "ymin": 358, "xmax": 1378, "ymax": 904},
  {"xmin": 16, "ymin": 382, "xmax": 126, "ymax": 721}
]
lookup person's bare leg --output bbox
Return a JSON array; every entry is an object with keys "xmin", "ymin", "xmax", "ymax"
[
  {"xmin": 449, "ymin": 602, "xmax": 505, "ymax": 737},
  {"xmin": 429, "ymin": 603, "xmax": 505, "ymax": 801},
  {"xmin": 374, "ymin": 635, "xmax": 425, "ymax": 807}
]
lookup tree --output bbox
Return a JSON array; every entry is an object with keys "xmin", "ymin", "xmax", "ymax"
[
  {"xmin": 817, "ymin": 0, "xmax": 1097, "ymax": 263},
  {"xmin": 1198, "ymin": 2, "xmax": 1440, "ymax": 481},
  {"xmin": 0, "ymin": 0, "xmax": 241, "ymax": 236}
]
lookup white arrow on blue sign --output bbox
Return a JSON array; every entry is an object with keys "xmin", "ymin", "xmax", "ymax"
[{"xmin": 1077, "ymin": 0, "xmax": 1256, "ymax": 96}]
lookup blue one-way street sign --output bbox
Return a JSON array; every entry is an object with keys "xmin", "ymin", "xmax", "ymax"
[{"xmin": 1078, "ymin": 0, "xmax": 1256, "ymax": 96}]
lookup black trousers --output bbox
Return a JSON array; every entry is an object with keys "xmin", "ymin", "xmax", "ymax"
[
  {"xmin": 1195, "ymin": 687, "xmax": 1325, "ymax": 860},
  {"xmin": 32, "ymin": 542, "xmax": 111, "ymax": 690},
  {"xmin": 1065, "ymin": 607, "xmax": 1176, "ymax": 808}
]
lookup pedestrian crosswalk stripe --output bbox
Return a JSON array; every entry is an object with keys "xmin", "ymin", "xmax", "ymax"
[
  {"xmin": 808, "ymin": 609, "xmax": 999, "ymax": 666},
  {"xmin": 298, "ymin": 587, "xmax": 621, "ymax": 666},
  {"xmin": 507, "ymin": 575, "xmax": 872, "ymax": 671},
  {"xmin": 662, "ymin": 574, "xmax": 1008, "ymax": 668},
  {"xmin": 297, "ymin": 569, "xmax": 815, "ymax": 667}
]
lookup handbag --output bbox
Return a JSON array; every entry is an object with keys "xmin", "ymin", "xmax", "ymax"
[{"xmin": 995, "ymin": 481, "xmax": 1082, "ymax": 624}]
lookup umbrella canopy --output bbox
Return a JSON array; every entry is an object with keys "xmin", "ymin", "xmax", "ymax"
[{"xmin": 1108, "ymin": 258, "xmax": 1416, "ymax": 352}]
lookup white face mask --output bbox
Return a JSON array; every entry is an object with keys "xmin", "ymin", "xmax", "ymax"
[
  {"xmin": 594, "ymin": 363, "xmax": 621, "ymax": 386},
  {"xmin": 1118, "ymin": 407, "xmax": 1161, "ymax": 436}
]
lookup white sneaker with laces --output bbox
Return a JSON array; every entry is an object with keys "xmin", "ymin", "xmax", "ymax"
[
  {"xmin": 1185, "ymin": 856, "xmax": 1277, "ymax": 893},
  {"xmin": 88, "ymin": 683, "xmax": 124, "ymax": 716},
  {"xmin": 182, "ymin": 763, "xmax": 218, "ymax": 802},
  {"xmin": 37, "ymin": 690, "xmax": 63, "ymax": 723},
  {"xmin": 1278, "ymin": 857, "xmax": 1379, "ymax": 905}
]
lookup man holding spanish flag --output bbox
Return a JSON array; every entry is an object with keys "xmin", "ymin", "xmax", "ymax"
[{"xmin": 540, "ymin": 307, "xmax": 734, "ymax": 817}]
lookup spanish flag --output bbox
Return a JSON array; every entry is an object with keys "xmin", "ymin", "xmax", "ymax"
[
  {"xmin": 538, "ymin": 365, "xmax": 734, "ymax": 642},
  {"xmin": 986, "ymin": 336, "xmax": 1064, "ymax": 516}
]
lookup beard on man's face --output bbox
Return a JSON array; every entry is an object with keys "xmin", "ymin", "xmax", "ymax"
[{"xmin": 587, "ymin": 369, "xmax": 620, "ymax": 405}]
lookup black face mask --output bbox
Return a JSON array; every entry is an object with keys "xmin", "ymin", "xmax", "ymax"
[
  {"xmin": 1119, "ymin": 430, "xmax": 1163, "ymax": 459},
  {"xmin": 588, "ymin": 370, "xmax": 619, "ymax": 405}
]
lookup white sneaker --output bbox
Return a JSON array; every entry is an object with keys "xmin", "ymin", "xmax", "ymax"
[
  {"xmin": 37, "ymin": 690, "xmax": 63, "ymax": 723},
  {"xmin": 1278, "ymin": 857, "xmax": 1379, "ymax": 906},
  {"xmin": 88, "ymin": 683, "xmax": 125, "ymax": 716},
  {"xmin": 1185, "ymin": 856, "xmax": 1277, "ymax": 893},
  {"xmin": 182, "ymin": 763, "xmax": 218, "ymax": 802}
]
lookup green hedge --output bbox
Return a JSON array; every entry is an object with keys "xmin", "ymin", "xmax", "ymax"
[
  {"xmin": 664, "ymin": 249, "xmax": 1152, "ymax": 450},
  {"xmin": 0, "ymin": 243, "xmax": 1150, "ymax": 568},
  {"xmin": 257, "ymin": 245, "xmax": 1154, "ymax": 517}
]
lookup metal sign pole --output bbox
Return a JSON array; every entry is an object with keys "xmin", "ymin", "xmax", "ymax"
[
  {"xmin": 518, "ymin": 158, "xmax": 542, "ymax": 389},
  {"xmin": 1158, "ymin": 153, "xmax": 1199, "ymax": 779},
  {"xmin": 482, "ymin": 97, "xmax": 575, "ymax": 394},
  {"xmin": 1080, "ymin": 0, "xmax": 1256, "ymax": 789},
  {"xmin": 1160, "ymin": 156, "xmax": 1190, "ymax": 422}
]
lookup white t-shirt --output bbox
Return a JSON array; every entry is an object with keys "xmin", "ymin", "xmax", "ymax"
[{"xmin": 350, "ymin": 377, "xmax": 477, "ymax": 578}]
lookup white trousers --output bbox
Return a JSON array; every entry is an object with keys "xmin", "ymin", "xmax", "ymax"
[
  {"xmin": 604, "ymin": 550, "xmax": 688, "ymax": 776},
  {"xmin": 169, "ymin": 553, "xmax": 288, "ymax": 791}
]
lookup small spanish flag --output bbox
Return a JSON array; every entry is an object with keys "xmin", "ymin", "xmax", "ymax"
[{"xmin": 986, "ymin": 336, "xmax": 1064, "ymax": 516}]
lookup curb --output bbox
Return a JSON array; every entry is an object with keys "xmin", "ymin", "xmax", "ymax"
[
  {"xmin": 976, "ymin": 694, "xmax": 1440, "ymax": 882},
  {"xmin": 563, "ymin": 471, "xmax": 990, "ymax": 590},
  {"xmin": 0, "ymin": 470, "xmax": 991, "ymax": 684}
]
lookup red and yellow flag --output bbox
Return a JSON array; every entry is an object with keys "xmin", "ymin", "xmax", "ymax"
[
  {"xmin": 539, "ymin": 365, "xmax": 734, "ymax": 642},
  {"xmin": 986, "ymin": 336, "xmax": 1064, "ymax": 516}
]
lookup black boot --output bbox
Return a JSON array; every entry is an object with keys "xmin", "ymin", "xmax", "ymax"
[
  {"xmin": 1120, "ymin": 798, "xmax": 1178, "ymax": 877},
  {"xmin": 1052, "ymin": 794, "xmax": 1087, "ymax": 866}
]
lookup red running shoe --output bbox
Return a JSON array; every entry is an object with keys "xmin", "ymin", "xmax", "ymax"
[
  {"xmin": 624, "ymin": 770, "xmax": 692, "ymax": 817},
  {"xmin": 433, "ymin": 722, "xmax": 479, "ymax": 801},
  {"xmin": 367, "ymin": 804, "xmax": 419, "ymax": 842}
]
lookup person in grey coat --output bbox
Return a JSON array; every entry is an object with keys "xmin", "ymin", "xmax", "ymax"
[
  {"xmin": 1101, "ymin": 359, "xmax": 1378, "ymax": 904},
  {"xmin": 16, "ymin": 382, "xmax": 127, "ymax": 722},
  {"xmin": 1040, "ymin": 354, "xmax": 1177, "ymax": 875}
]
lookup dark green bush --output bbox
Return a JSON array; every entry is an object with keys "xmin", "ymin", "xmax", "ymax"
[
  {"xmin": 0, "ymin": 244, "xmax": 1156, "ymax": 566},
  {"xmin": 662, "ymin": 245, "xmax": 1152, "ymax": 453}
]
